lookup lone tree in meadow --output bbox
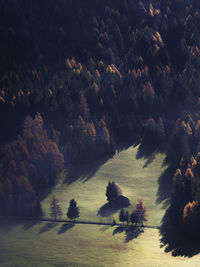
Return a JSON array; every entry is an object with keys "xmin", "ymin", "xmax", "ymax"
[
  {"xmin": 67, "ymin": 199, "xmax": 79, "ymax": 221},
  {"xmin": 135, "ymin": 200, "xmax": 148, "ymax": 226},
  {"xmin": 106, "ymin": 181, "xmax": 122, "ymax": 202},
  {"xmin": 50, "ymin": 196, "xmax": 62, "ymax": 220}
]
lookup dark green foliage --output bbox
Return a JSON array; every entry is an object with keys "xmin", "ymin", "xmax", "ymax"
[
  {"xmin": 125, "ymin": 211, "xmax": 130, "ymax": 224},
  {"xmin": 119, "ymin": 209, "xmax": 126, "ymax": 224},
  {"xmin": 106, "ymin": 181, "xmax": 122, "ymax": 202},
  {"xmin": 50, "ymin": 196, "xmax": 62, "ymax": 220},
  {"xmin": 67, "ymin": 199, "xmax": 79, "ymax": 220},
  {"xmin": 130, "ymin": 211, "xmax": 139, "ymax": 224}
]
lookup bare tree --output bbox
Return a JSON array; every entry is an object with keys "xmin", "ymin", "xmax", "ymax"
[{"xmin": 50, "ymin": 196, "xmax": 62, "ymax": 220}]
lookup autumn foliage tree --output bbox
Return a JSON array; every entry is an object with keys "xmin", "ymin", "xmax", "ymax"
[
  {"xmin": 135, "ymin": 200, "xmax": 148, "ymax": 225},
  {"xmin": 130, "ymin": 200, "xmax": 148, "ymax": 226},
  {"xmin": 0, "ymin": 113, "xmax": 64, "ymax": 216},
  {"xmin": 182, "ymin": 201, "xmax": 200, "ymax": 238}
]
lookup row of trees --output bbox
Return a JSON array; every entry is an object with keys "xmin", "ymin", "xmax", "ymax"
[
  {"xmin": 50, "ymin": 196, "xmax": 79, "ymax": 221},
  {"xmin": 119, "ymin": 200, "xmax": 148, "ymax": 226},
  {"xmin": 106, "ymin": 181, "xmax": 147, "ymax": 225},
  {"xmin": 49, "ymin": 182, "xmax": 147, "ymax": 227}
]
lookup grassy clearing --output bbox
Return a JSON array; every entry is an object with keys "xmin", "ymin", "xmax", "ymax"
[
  {"xmin": 1, "ymin": 145, "xmax": 200, "ymax": 266},
  {"xmin": 41, "ymin": 145, "xmax": 167, "ymax": 226}
]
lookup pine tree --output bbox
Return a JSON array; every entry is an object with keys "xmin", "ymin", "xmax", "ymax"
[
  {"xmin": 125, "ymin": 211, "xmax": 130, "ymax": 224},
  {"xmin": 67, "ymin": 199, "xmax": 79, "ymax": 221},
  {"xmin": 119, "ymin": 209, "xmax": 126, "ymax": 225}
]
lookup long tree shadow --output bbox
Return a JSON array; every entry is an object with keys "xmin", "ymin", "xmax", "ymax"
[
  {"xmin": 113, "ymin": 225, "xmax": 144, "ymax": 243},
  {"xmin": 64, "ymin": 155, "xmax": 113, "ymax": 185},
  {"xmin": 0, "ymin": 218, "xmax": 41, "ymax": 232},
  {"xmin": 99, "ymin": 225, "xmax": 113, "ymax": 232},
  {"xmin": 136, "ymin": 143, "xmax": 162, "ymax": 168},
  {"xmin": 136, "ymin": 143, "xmax": 158, "ymax": 159},
  {"xmin": 23, "ymin": 219, "xmax": 41, "ymax": 230},
  {"xmin": 156, "ymin": 166, "xmax": 174, "ymax": 208},
  {"xmin": 58, "ymin": 223, "xmax": 74, "ymax": 234},
  {"xmin": 125, "ymin": 225, "xmax": 144, "ymax": 243},
  {"xmin": 160, "ymin": 208, "xmax": 200, "ymax": 257},
  {"xmin": 136, "ymin": 142, "xmax": 173, "ymax": 208},
  {"xmin": 38, "ymin": 222, "xmax": 58, "ymax": 234},
  {"xmin": 113, "ymin": 225, "xmax": 125, "ymax": 235},
  {"xmin": 115, "ymin": 142, "xmax": 134, "ymax": 153},
  {"xmin": 97, "ymin": 196, "xmax": 130, "ymax": 217}
]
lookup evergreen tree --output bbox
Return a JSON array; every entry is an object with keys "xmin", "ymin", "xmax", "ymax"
[
  {"xmin": 130, "ymin": 210, "xmax": 139, "ymax": 224},
  {"xmin": 67, "ymin": 199, "xmax": 79, "ymax": 221},
  {"xmin": 119, "ymin": 209, "xmax": 126, "ymax": 225},
  {"xmin": 106, "ymin": 181, "xmax": 122, "ymax": 202},
  {"xmin": 125, "ymin": 210, "xmax": 130, "ymax": 224}
]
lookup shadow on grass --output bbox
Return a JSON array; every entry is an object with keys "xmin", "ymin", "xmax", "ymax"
[
  {"xmin": 38, "ymin": 222, "xmax": 58, "ymax": 234},
  {"xmin": 58, "ymin": 223, "xmax": 74, "ymax": 234},
  {"xmin": 136, "ymin": 143, "xmax": 161, "ymax": 168},
  {"xmin": 0, "ymin": 218, "xmax": 41, "ymax": 232},
  {"xmin": 136, "ymin": 142, "xmax": 173, "ymax": 208},
  {"xmin": 64, "ymin": 155, "xmax": 112, "ymax": 185},
  {"xmin": 136, "ymin": 143, "xmax": 157, "ymax": 158},
  {"xmin": 113, "ymin": 225, "xmax": 144, "ymax": 243},
  {"xmin": 64, "ymin": 142, "xmax": 137, "ymax": 185},
  {"xmin": 160, "ymin": 208, "xmax": 200, "ymax": 257},
  {"xmin": 99, "ymin": 225, "xmax": 112, "ymax": 232},
  {"xmin": 23, "ymin": 219, "xmax": 41, "ymax": 230},
  {"xmin": 115, "ymin": 142, "xmax": 134, "ymax": 153},
  {"xmin": 97, "ymin": 196, "xmax": 130, "ymax": 217},
  {"xmin": 156, "ymin": 166, "xmax": 174, "ymax": 208}
]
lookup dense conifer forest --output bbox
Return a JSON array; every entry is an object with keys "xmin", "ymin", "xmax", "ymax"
[{"xmin": 1, "ymin": 0, "xmax": 200, "ymax": 240}]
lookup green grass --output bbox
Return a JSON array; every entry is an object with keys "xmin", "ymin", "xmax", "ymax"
[
  {"xmin": 41, "ymin": 145, "xmax": 167, "ymax": 226},
  {"xmin": 1, "ymin": 145, "xmax": 200, "ymax": 266},
  {"xmin": 1, "ymin": 221, "xmax": 200, "ymax": 267}
]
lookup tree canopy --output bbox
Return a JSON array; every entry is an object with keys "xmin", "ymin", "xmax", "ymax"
[
  {"xmin": 67, "ymin": 199, "xmax": 79, "ymax": 221},
  {"xmin": 106, "ymin": 181, "xmax": 122, "ymax": 202}
]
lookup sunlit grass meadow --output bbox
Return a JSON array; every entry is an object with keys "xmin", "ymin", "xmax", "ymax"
[
  {"xmin": 1, "ymin": 145, "xmax": 200, "ymax": 266},
  {"xmin": 41, "ymin": 145, "xmax": 167, "ymax": 225}
]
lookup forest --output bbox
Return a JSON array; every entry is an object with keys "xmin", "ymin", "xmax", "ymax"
[{"xmin": 1, "ymin": 0, "xmax": 200, "ymax": 242}]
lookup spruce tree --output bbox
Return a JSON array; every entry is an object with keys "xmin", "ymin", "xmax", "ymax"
[
  {"xmin": 67, "ymin": 199, "xmax": 79, "ymax": 221},
  {"xmin": 125, "ymin": 211, "xmax": 130, "ymax": 224},
  {"xmin": 119, "ymin": 209, "xmax": 126, "ymax": 225}
]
